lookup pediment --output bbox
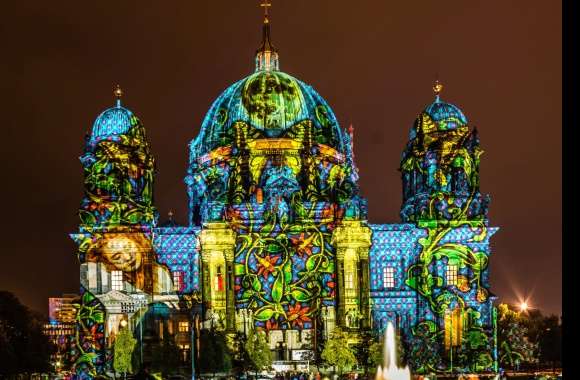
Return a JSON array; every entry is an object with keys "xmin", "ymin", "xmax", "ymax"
[{"xmin": 96, "ymin": 290, "xmax": 140, "ymax": 304}]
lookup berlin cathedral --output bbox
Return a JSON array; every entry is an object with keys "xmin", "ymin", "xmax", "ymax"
[{"xmin": 69, "ymin": 8, "xmax": 498, "ymax": 378}]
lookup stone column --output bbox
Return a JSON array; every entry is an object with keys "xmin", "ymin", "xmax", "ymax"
[
  {"xmin": 335, "ymin": 250, "xmax": 346, "ymax": 327},
  {"xmin": 331, "ymin": 220, "xmax": 371, "ymax": 329},
  {"xmin": 224, "ymin": 250, "xmax": 236, "ymax": 331},
  {"xmin": 199, "ymin": 222, "xmax": 237, "ymax": 331},
  {"xmin": 200, "ymin": 255, "xmax": 211, "ymax": 309},
  {"xmin": 358, "ymin": 247, "xmax": 371, "ymax": 329}
]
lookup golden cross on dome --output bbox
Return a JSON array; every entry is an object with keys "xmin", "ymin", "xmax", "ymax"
[
  {"xmin": 260, "ymin": 1, "xmax": 271, "ymax": 18},
  {"xmin": 433, "ymin": 80, "xmax": 443, "ymax": 96},
  {"xmin": 114, "ymin": 84, "xmax": 123, "ymax": 107},
  {"xmin": 114, "ymin": 84, "xmax": 123, "ymax": 99}
]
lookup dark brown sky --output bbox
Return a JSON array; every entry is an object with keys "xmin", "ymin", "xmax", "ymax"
[{"xmin": 0, "ymin": 1, "xmax": 561, "ymax": 316}]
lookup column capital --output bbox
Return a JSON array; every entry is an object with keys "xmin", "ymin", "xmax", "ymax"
[
  {"xmin": 199, "ymin": 222, "xmax": 237, "ymax": 252},
  {"xmin": 331, "ymin": 220, "xmax": 372, "ymax": 250}
]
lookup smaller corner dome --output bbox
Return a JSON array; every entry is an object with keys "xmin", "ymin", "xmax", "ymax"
[
  {"xmin": 90, "ymin": 103, "xmax": 138, "ymax": 144},
  {"xmin": 424, "ymin": 98, "xmax": 468, "ymax": 128},
  {"xmin": 409, "ymin": 97, "xmax": 468, "ymax": 140}
]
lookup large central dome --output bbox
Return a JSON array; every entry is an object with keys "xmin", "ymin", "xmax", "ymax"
[{"xmin": 191, "ymin": 70, "xmax": 343, "ymax": 156}]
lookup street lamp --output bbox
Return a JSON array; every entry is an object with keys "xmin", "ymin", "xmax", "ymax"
[
  {"xmin": 519, "ymin": 301, "xmax": 529, "ymax": 313},
  {"xmin": 120, "ymin": 319, "xmax": 128, "ymax": 328}
]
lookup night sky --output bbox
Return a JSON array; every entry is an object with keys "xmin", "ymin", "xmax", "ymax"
[{"xmin": 0, "ymin": 1, "xmax": 561, "ymax": 316}]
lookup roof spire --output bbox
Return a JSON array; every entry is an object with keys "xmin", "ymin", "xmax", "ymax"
[
  {"xmin": 255, "ymin": 1, "xmax": 279, "ymax": 72},
  {"xmin": 347, "ymin": 123, "xmax": 359, "ymax": 180},
  {"xmin": 433, "ymin": 79, "xmax": 443, "ymax": 102},
  {"xmin": 261, "ymin": 1, "xmax": 271, "ymax": 18},
  {"xmin": 348, "ymin": 123, "xmax": 355, "ymax": 164},
  {"xmin": 114, "ymin": 84, "xmax": 123, "ymax": 107}
]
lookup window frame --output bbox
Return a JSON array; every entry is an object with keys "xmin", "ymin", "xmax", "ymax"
[
  {"xmin": 446, "ymin": 264, "xmax": 458, "ymax": 286},
  {"xmin": 173, "ymin": 271, "xmax": 183, "ymax": 292},
  {"xmin": 382, "ymin": 266, "xmax": 395, "ymax": 289},
  {"xmin": 111, "ymin": 270, "xmax": 123, "ymax": 291},
  {"xmin": 178, "ymin": 321, "xmax": 189, "ymax": 333}
]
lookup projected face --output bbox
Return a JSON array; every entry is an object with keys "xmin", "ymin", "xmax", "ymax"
[
  {"xmin": 88, "ymin": 233, "xmax": 151, "ymax": 272},
  {"xmin": 101, "ymin": 235, "xmax": 143, "ymax": 271},
  {"xmin": 242, "ymin": 73, "xmax": 301, "ymax": 130}
]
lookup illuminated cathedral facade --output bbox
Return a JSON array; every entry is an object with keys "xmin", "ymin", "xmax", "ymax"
[{"xmin": 69, "ymin": 12, "xmax": 498, "ymax": 378}]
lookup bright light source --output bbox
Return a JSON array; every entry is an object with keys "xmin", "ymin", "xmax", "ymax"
[
  {"xmin": 519, "ymin": 301, "xmax": 528, "ymax": 312},
  {"xmin": 120, "ymin": 319, "xmax": 128, "ymax": 327}
]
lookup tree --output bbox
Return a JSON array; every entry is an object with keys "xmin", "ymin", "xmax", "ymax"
[
  {"xmin": 497, "ymin": 304, "xmax": 537, "ymax": 370},
  {"xmin": 321, "ymin": 328, "xmax": 357, "ymax": 374},
  {"xmin": 150, "ymin": 336, "xmax": 181, "ymax": 376},
  {"xmin": 232, "ymin": 332, "xmax": 251, "ymax": 375},
  {"xmin": 352, "ymin": 331, "xmax": 376, "ymax": 373},
  {"xmin": 0, "ymin": 291, "xmax": 53, "ymax": 377},
  {"xmin": 517, "ymin": 308, "xmax": 561, "ymax": 371},
  {"xmin": 368, "ymin": 341, "xmax": 383, "ymax": 369},
  {"xmin": 538, "ymin": 315, "xmax": 561, "ymax": 372},
  {"xmin": 405, "ymin": 321, "xmax": 443, "ymax": 374},
  {"xmin": 244, "ymin": 329, "xmax": 272, "ymax": 375},
  {"xmin": 453, "ymin": 326, "xmax": 493, "ymax": 372},
  {"xmin": 199, "ymin": 328, "xmax": 233, "ymax": 376},
  {"xmin": 114, "ymin": 327, "xmax": 137, "ymax": 378}
]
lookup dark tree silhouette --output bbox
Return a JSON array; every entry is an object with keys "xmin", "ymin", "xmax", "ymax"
[
  {"xmin": 0, "ymin": 291, "xmax": 53, "ymax": 376},
  {"xmin": 198, "ymin": 328, "xmax": 233, "ymax": 376},
  {"xmin": 538, "ymin": 315, "xmax": 562, "ymax": 372}
]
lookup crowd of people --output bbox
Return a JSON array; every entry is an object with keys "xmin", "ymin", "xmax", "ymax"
[{"xmin": 273, "ymin": 372, "xmax": 311, "ymax": 380}]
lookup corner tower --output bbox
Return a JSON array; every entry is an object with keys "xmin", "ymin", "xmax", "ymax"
[
  {"xmin": 78, "ymin": 86, "xmax": 157, "ymax": 228},
  {"xmin": 396, "ymin": 82, "xmax": 498, "ymax": 374},
  {"xmin": 70, "ymin": 88, "xmax": 174, "ymax": 377},
  {"xmin": 399, "ymin": 81, "xmax": 489, "ymax": 224}
]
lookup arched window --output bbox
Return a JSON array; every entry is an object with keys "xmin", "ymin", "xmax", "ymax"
[
  {"xmin": 444, "ymin": 308, "xmax": 463, "ymax": 350},
  {"xmin": 215, "ymin": 265, "xmax": 224, "ymax": 292}
]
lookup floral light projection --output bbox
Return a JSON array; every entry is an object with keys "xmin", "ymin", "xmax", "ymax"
[
  {"xmin": 69, "ymin": 287, "xmax": 106, "ymax": 378},
  {"xmin": 394, "ymin": 92, "xmax": 495, "ymax": 374},
  {"xmin": 66, "ymin": 12, "xmax": 499, "ymax": 376},
  {"xmin": 232, "ymin": 203, "xmax": 337, "ymax": 330}
]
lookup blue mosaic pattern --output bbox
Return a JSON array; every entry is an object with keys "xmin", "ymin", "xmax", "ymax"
[
  {"xmin": 154, "ymin": 227, "xmax": 201, "ymax": 292},
  {"xmin": 90, "ymin": 102, "xmax": 134, "ymax": 144}
]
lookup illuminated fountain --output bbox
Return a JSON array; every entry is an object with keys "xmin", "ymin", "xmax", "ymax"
[{"xmin": 375, "ymin": 322, "xmax": 411, "ymax": 380}]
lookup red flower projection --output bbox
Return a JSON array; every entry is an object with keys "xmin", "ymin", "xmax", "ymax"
[
  {"xmin": 266, "ymin": 319, "xmax": 279, "ymax": 330},
  {"xmin": 225, "ymin": 207, "xmax": 244, "ymax": 231},
  {"xmin": 287, "ymin": 303, "xmax": 311, "ymax": 329},
  {"xmin": 89, "ymin": 324, "xmax": 105, "ymax": 348},
  {"xmin": 290, "ymin": 233, "xmax": 314, "ymax": 258},
  {"xmin": 321, "ymin": 204, "xmax": 334, "ymax": 219},
  {"xmin": 256, "ymin": 255, "xmax": 280, "ymax": 279}
]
